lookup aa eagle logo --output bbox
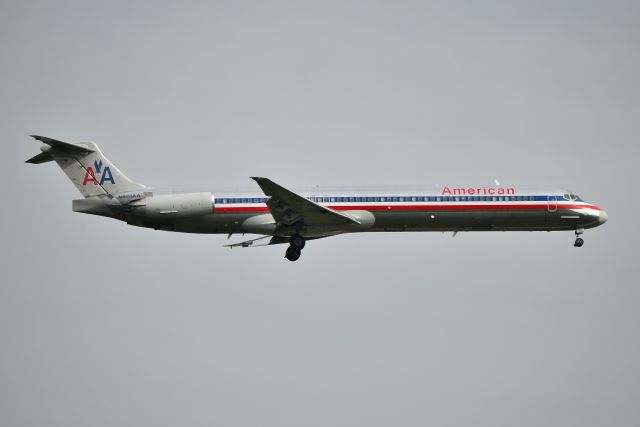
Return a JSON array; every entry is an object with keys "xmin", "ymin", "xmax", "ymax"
[{"xmin": 82, "ymin": 160, "xmax": 115, "ymax": 186}]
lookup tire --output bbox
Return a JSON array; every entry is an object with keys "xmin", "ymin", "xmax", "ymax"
[
  {"xmin": 285, "ymin": 246, "xmax": 301, "ymax": 261},
  {"xmin": 289, "ymin": 235, "xmax": 306, "ymax": 250},
  {"xmin": 574, "ymin": 238, "xmax": 584, "ymax": 247}
]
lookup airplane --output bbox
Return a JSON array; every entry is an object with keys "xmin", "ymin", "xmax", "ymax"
[{"xmin": 26, "ymin": 135, "xmax": 608, "ymax": 261}]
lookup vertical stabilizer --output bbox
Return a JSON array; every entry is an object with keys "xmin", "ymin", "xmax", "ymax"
[{"xmin": 26, "ymin": 135, "xmax": 147, "ymax": 198}]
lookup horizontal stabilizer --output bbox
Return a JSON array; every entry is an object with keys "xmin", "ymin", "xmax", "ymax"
[
  {"xmin": 30, "ymin": 135, "xmax": 95, "ymax": 154},
  {"xmin": 25, "ymin": 151, "xmax": 54, "ymax": 164}
]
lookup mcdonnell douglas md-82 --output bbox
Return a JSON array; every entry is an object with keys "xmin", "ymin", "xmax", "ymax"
[{"xmin": 26, "ymin": 135, "xmax": 608, "ymax": 261}]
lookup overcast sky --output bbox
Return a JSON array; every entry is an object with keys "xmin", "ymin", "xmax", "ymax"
[{"xmin": 1, "ymin": 1, "xmax": 639, "ymax": 426}]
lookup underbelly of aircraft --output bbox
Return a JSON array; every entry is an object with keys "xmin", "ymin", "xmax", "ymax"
[{"xmin": 136, "ymin": 208, "xmax": 595, "ymax": 235}]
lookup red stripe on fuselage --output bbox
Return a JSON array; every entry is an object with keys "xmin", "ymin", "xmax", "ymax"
[{"xmin": 214, "ymin": 203, "xmax": 600, "ymax": 214}]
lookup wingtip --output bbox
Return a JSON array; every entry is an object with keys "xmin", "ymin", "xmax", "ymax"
[{"xmin": 30, "ymin": 135, "xmax": 50, "ymax": 143}]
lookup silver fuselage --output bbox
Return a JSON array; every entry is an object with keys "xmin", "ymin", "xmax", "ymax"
[
  {"xmin": 83, "ymin": 188, "xmax": 608, "ymax": 238},
  {"xmin": 26, "ymin": 137, "xmax": 607, "ymax": 255}
]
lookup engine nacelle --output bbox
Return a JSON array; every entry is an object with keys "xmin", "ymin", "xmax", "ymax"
[{"xmin": 139, "ymin": 192, "xmax": 214, "ymax": 219}]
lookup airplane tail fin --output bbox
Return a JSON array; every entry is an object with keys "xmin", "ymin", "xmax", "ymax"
[{"xmin": 25, "ymin": 135, "xmax": 147, "ymax": 198}]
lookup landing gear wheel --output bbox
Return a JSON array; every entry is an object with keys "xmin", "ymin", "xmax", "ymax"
[
  {"xmin": 574, "ymin": 228, "xmax": 585, "ymax": 247},
  {"xmin": 289, "ymin": 234, "xmax": 306, "ymax": 250},
  {"xmin": 285, "ymin": 245, "xmax": 301, "ymax": 261}
]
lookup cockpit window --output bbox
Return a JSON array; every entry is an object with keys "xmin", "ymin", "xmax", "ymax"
[{"xmin": 563, "ymin": 193, "xmax": 580, "ymax": 201}]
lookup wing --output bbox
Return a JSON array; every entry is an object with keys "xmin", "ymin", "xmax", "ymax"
[{"xmin": 251, "ymin": 177, "xmax": 360, "ymax": 227}]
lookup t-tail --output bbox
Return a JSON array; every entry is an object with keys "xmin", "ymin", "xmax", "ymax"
[{"xmin": 26, "ymin": 135, "xmax": 147, "ymax": 198}]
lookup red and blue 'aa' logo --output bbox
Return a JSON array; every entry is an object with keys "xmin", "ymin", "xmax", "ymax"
[{"xmin": 82, "ymin": 160, "xmax": 115, "ymax": 186}]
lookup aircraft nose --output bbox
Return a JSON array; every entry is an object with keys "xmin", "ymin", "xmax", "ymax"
[{"xmin": 599, "ymin": 210, "xmax": 608, "ymax": 225}]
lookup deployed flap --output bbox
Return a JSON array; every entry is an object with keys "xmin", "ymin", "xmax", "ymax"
[
  {"xmin": 224, "ymin": 235, "xmax": 289, "ymax": 248},
  {"xmin": 251, "ymin": 177, "xmax": 360, "ymax": 227},
  {"xmin": 225, "ymin": 235, "xmax": 330, "ymax": 248}
]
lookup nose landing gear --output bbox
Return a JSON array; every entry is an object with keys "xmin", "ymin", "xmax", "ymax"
[
  {"xmin": 574, "ymin": 229, "xmax": 584, "ymax": 247},
  {"xmin": 285, "ymin": 234, "xmax": 306, "ymax": 261}
]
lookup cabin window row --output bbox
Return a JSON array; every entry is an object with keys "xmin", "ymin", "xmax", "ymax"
[{"xmin": 215, "ymin": 195, "xmax": 544, "ymax": 204}]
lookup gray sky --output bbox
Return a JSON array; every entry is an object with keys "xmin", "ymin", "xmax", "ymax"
[{"xmin": 1, "ymin": 1, "xmax": 639, "ymax": 426}]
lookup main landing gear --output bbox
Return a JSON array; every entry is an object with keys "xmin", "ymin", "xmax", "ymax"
[
  {"xmin": 285, "ymin": 234, "xmax": 306, "ymax": 261},
  {"xmin": 574, "ymin": 229, "xmax": 584, "ymax": 247}
]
